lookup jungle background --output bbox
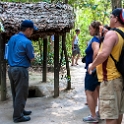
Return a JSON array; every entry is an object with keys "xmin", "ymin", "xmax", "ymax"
[{"xmin": 1, "ymin": 0, "xmax": 124, "ymax": 67}]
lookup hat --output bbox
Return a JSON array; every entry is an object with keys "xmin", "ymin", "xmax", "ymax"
[
  {"xmin": 21, "ymin": 20, "xmax": 38, "ymax": 30},
  {"xmin": 112, "ymin": 8, "xmax": 124, "ymax": 24}
]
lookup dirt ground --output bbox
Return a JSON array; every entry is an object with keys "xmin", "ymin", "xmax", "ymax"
[{"xmin": 0, "ymin": 60, "xmax": 124, "ymax": 124}]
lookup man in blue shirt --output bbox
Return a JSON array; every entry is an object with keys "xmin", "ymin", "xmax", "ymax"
[{"xmin": 7, "ymin": 20, "xmax": 37, "ymax": 123}]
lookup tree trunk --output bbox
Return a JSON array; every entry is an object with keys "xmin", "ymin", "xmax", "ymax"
[{"xmin": 111, "ymin": 0, "xmax": 122, "ymax": 10}]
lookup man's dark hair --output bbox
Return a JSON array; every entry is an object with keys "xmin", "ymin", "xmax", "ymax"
[
  {"xmin": 104, "ymin": 25, "xmax": 111, "ymax": 30},
  {"xmin": 75, "ymin": 29, "xmax": 80, "ymax": 33},
  {"xmin": 20, "ymin": 26, "xmax": 28, "ymax": 31}
]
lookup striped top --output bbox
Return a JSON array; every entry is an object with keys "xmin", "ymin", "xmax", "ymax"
[{"xmin": 96, "ymin": 27, "xmax": 124, "ymax": 82}]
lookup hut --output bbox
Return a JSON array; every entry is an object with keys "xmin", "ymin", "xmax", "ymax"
[{"xmin": 0, "ymin": 1, "xmax": 75, "ymax": 101}]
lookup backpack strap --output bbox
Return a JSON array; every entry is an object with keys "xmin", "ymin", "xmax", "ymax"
[
  {"xmin": 110, "ymin": 54, "xmax": 117, "ymax": 63},
  {"xmin": 110, "ymin": 28, "xmax": 124, "ymax": 63},
  {"xmin": 113, "ymin": 28, "xmax": 124, "ymax": 39}
]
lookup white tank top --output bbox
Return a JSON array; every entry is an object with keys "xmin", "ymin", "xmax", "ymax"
[{"xmin": 74, "ymin": 35, "xmax": 79, "ymax": 45}]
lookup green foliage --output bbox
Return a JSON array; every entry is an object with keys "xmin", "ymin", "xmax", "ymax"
[
  {"xmin": 47, "ymin": 52, "xmax": 54, "ymax": 65},
  {"xmin": 65, "ymin": 32, "xmax": 73, "ymax": 57},
  {"xmin": 61, "ymin": 74, "xmax": 71, "ymax": 82},
  {"xmin": 2, "ymin": 0, "xmax": 51, "ymax": 3},
  {"xmin": 70, "ymin": 0, "xmax": 111, "ymax": 56},
  {"xmin": 42, "ymin": 0, "xmax": 51, "ymax": 3},
  {"xmin": 32, "ymin": 54, "xmax": 43, "ymax": 65}
]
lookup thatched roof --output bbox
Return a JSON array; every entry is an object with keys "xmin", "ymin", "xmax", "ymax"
[{"xmin": 0, "ymin": 2, "xmax": 75, "ymax": 40}]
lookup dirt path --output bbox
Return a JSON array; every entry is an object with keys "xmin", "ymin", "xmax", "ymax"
[{"xmin": 0, "ymin": 61, "xmax": 124, "ymax": 124}]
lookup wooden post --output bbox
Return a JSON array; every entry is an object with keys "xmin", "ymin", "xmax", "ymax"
[
  {"xmin": 62, "ymin": 33, "xmax": 71, "ymax": 89},
  {"xmin": 42, "ymin": 38, "xmax": 47, "ymax": 82},
  {"xmin": 1, "ymin": 61, "xmax": 6, "ymax": 101},
  {"xmin": 0, "ymin": 34, "xmax": 6, "ymax": 101},
  {"xmin": 54, "ymin": 34, "xmax": 59, "ymax": 97}
]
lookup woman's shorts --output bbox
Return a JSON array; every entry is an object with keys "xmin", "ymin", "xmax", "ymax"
[
  {"xmin": 85, "ymin": 72, "xmax": 100, "ymax": 91},
  {"xmin": 72, "ymin": 44, "xmax": 80, "ymax": 56}
]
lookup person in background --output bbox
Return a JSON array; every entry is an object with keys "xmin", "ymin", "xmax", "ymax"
[
  {"xmin": 83, "ymin": 21, "xmax": 101, "ymax": 123},
  {"xmin": 71, "ymin": 29, "xmax": 80, "ymax": 66},
  {"xmin": 7, "ymin": 20, "xmax": 37, "ymax": 123},
  {"xmin": 99, "ymin": 25, "xmax": 111, "ymax": 41},
  {"xmin": 88, "ymin": 8, "xmax": 124, "ymax": 124},
  {"xmin": 50, "ymin": 34, "xmax": 54, "ymax": 51}
]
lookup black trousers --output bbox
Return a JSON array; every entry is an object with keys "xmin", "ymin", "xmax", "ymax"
[{"xmin": 8, "ymin": 66, "xmax": 29, "ymax": 120}]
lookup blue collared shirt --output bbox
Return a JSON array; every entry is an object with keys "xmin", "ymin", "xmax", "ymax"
[{"xmin": 7, "ymin": 32, "xmax": 34, "ymax": 68}]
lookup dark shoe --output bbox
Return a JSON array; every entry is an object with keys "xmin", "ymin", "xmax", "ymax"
[
  {"xmin": 75, "ymin": 63, "xmax": 79, "ymax": 65},
  {"xmin": 84, "ymin": 102, "xmax": 88, "ymax": 105},
  {"xmin": 14, "ymin": 116, "xmax": 31, "ymax": 123},
  {"xmin": 23, "ymin": 110, "xmax": 32, "ymax": 115},
  {"xmin": 71, "ymin": 64, "xmax": 76, "ymax": 66}
]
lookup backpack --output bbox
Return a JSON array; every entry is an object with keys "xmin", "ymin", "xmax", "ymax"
[{"xmin": 110, "ymin": 28, "xmax": 124, "ymax": 79}]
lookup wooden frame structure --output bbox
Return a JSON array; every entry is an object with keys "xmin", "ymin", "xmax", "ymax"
[{"xmin": 0, "ymin": 0, "xmax": 73, "ymax": 101}]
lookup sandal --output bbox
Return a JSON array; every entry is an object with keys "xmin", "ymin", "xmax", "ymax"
[
  {"xmin": 84, "ymin": 102, "xmax": 88, "ymax": 105},
  {"xmin": 75, "ymin": 63, "xmax": 79, "ymax": 65}
]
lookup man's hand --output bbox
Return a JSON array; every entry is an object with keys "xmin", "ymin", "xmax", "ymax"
[{"xmin": 88, "ymin": 63, "xmax": 95, "ymax": 75}]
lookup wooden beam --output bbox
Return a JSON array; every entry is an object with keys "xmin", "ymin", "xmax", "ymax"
[
  {"xmin": 54, "ymin": 34, "xmax": 59, "ymax": 97},
  {"xmin": 0, "ymin": 34, "xmax": 6, "ymax": 101},
  {"xmin": 42, "ymin": 38, "xmax": 47, "ymax": 82}
]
